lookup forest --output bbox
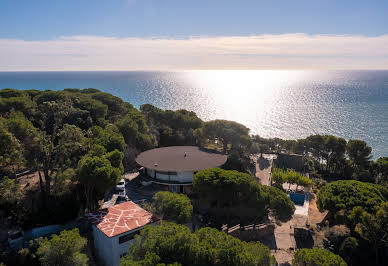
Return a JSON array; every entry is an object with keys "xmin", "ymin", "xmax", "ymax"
[{"xmin": 0, "ymin": 88, "xmax": 387, "ymax": 266}]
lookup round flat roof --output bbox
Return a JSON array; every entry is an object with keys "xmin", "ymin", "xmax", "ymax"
[{"xmin": 136, "ymin": 146, "xmax": 227, "ymax": 172}]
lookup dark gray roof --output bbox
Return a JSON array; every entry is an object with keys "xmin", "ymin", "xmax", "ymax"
[{"xmin": 136, "ymin": 146, "xmax": 227, "ymax": 172}]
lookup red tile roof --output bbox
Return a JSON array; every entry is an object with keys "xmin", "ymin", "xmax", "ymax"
[{"xmin": 85, "ymin": 201, "xmax": 155, "ymax": 237}]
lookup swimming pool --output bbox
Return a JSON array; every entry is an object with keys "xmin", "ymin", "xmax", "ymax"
[{"xmin": 289, "ymin": 193, "xmax": 305, "ymax": 206}]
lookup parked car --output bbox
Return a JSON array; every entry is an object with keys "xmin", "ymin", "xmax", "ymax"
[{"xmin": 116, "ymin": 178, "xmax": 125, "ymax": 191}]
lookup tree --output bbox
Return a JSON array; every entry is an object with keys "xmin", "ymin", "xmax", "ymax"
[
  {"xmin": 293, "ymin": 248, "xmax": 347, "ymax": 266},
  {"xmin": 325, "ymin": 135, "xmax": 347, "ymax": 173},
  {"xmin": 354, "ymin": 202, "xmax": 388, "ymax": 265},
  {"xmin": 305, "ymin": 135, "xmax": 326, "ymax": 163},
  {"xmin": 346, "ymin": 139, "xmax": 372, "ymax": 170},
  {"xmin": 76, "ymin": 154, "xmax": 122, "ymax": 211},
  {"xmin": 0, "ymin": 176, "xmax": 22, "ymax": 207},
  {"xmin": 374, "ymin": 157, "xmax": 388, "ymax": 185},
  {"xmin": 193, "ymin": 168, "xmax": 295, "ymax": 223},
  {"xmin": 271, "ymin": 168, "xmax": 312, "ymax": 190},
  {"xmin": 140, "ymin": 104, "xmax": 203, "ymax": 147},
  {"xmin": 152, "ymin": 191, "xmax": 193, "ymax": 224},
  {"xmin": 121, "ymin": 222, "xmax": 274, "ymax": 266},
  {"xmin": 339, "ymin": 237, "xmax": 358, "ymax": 266},
  {"xmin": 296, "ymin": 175, "xmax": 312, "ymax": 190},
  {"xmin": 202, "ymin": 120, "xmax": 250, "ymax": 154},
  {"xmin": 317, "ymin": 180, "xmax": 388, "ymax": 216},
  {"xmin": 271, "ymin": 168, "xmax": 286, "ymax": 189},
  {"xmin": 89, "ymin": 125, "xmax": 126, "ymax": 153},
  {"xmin": 56, "ymin": 124, "xmax": 87, "ymax": 169},
  {"xmin": 0, "ymin": 125, "xmax": 24, "ymax": 172},
  {"xmin": 36, "ymin": 228, "xmax": 88, "ymax": 266}
]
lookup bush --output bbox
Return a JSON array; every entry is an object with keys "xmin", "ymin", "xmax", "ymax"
[
  {"xmin": 317, "ymin": 180, "xmax": 388, "ymax": 215},
  {"xmin": 152, "ymin": 191, "xmax": 193, "ymax": 224},
  {"xmin": 121, "ymin": 222, "xmax": 274, "ymax": 266},
  {"xmin": 293, "ymin": 248, "xmax": 347, "ymax": 266},
  {"xmin": 36, "ymin": 228, "xmax": 88, "ymax": 266}
]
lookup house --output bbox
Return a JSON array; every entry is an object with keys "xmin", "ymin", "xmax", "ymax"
[
  {"xmin": 85, "ymin": 201, "xmax": 158, "ymax": 266},
  {"xmin": 136, "ymin": 146, "xmax": 227, "ymax": 193}
]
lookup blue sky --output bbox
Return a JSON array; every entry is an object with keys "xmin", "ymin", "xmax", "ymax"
[
  {"xmin": 1, "ymin": 0, "xmax": 388, "ymax": 70},
  {"xmin": 1, "ymin": 0, "xmax": 387, "ymax": 39}
]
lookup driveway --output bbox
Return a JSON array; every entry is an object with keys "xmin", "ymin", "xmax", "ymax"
[{"xmin": 251, "ymin": 154, "xmax": 273, "ymax": 186}]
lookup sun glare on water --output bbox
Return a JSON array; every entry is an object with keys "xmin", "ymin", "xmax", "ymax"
[{"xmin": 182, "ymin": 70, "xmax": 311, "ymax": 125}]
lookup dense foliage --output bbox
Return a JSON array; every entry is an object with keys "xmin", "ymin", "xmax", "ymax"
[
  {"xmin": 0, "ymin": 176, "xmax": 22, "ymax": 207},
  {"xmin": 251, "ymin": 134, "xmax": 380, "ymax": 182},
  {"xmin": 374, "ymin": 157, "xmax": 388, "ymax": 185},
  {"xmin": 140, "ymin": 104, "xmax": 202, "ymax": 147},
  {"xmin": 200, "ymin": 120, "xmax": 251, "ymax": 154},
  {"xmin": 121, "ymin": 222, "xmax": 274, "ymax": 266},
  {"xmin": 2, "ymin": 88, "xmax": 388, "ymax": 266},
  {"xmin": 317, "ymin": 180, "xmax": 388, "ymax": 215},
  {"xmin": 293, "ymin": 248, "xmax": 347, "ymax": 266},
  {"xmin": 36, "ymin": 229, "xmax": 88, "ymax": 266},
  {"xmin": 193, "ymin": 168, "xmax": 295, "ymax": 223},
  {"xmin": 271, "ymin": 168, "xmax": 312, "ymax": 189},
  {"xmin": 151, "ymin": 191, "xmax": 193, "ymax": 224}
]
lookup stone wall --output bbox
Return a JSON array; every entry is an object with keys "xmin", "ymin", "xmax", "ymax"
[{"xmin": 224, "ymin": 223, "xmax": 275, "ymax": 242}]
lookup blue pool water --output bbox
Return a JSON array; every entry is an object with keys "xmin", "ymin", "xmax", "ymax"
[{"xmin": 289, "ymin": 193, "xmax": 305, "ymax": 206}]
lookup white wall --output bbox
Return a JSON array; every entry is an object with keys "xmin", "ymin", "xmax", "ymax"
[
  {"xmin": 92, "ymin": 225, "xmax": 113, "ymax": 266},
  {"xmin": 155, "ymin": 172, "xmax": 170, "ymax": 181},
  {"xmin": 149, "ymin": 169, "xmax": 193, "ymax": 183},
  {"xmin": 176, "ymin": 171, "xmax": 193, "ymax": 182},
  {"xmin": 93, "ymin": 225, "xmax": 157, "ymax": 266}
]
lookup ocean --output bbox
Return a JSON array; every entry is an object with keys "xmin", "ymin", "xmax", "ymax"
[{"xmin": 0, "ymin": 70, "xmax": 387, "ymax": 158}]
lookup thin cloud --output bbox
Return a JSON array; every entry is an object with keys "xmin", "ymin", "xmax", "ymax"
[{"xmin": 1, "ymin": 34, "xmax": 388, "ymax": 71}]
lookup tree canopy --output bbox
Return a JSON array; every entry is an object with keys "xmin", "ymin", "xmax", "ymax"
[
  {"xmin": 193, "ymin": 168, "xmax": 295, "ymax": 223},
  {"xmin": 76, "ymin": 150, "xmax": 123, "ymax": 211},
  {"xmin": 140, "ymin": 104, "xmax": 203, "ymax": 147},
  {"xmin": 271, "ymin": 168, "xmax": 312, "ymax": 190},
  {"xmin": 36, "ymin": 228, "xmax": 88, "ymax": 266},
  {"xmin": 121, "ymin": 222, "xmax": 274, "ymax": 266},
  {"xmin": 346, "ymin": 140, "xmax": 372, "ymax": 170},
  {"xmin": 201, "ymin": 120, "xmax": 250, "ymax": 154},
  {"xmin": 151, "ymin": 191, "xmax": 193, "ymax": 224},
  {"xmin": 317, "ymin": 180, "xmax": 388, "ymax": 215},
  {"xmin": 293, "ymin": 248, "xmax": 347, "ymax": 266}
]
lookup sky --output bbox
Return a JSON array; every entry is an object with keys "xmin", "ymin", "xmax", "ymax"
[{"xmin": 1, "ymin": 0, "xmax": 388, "ymax": 70}]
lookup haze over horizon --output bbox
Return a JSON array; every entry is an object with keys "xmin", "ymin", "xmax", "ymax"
[{"xmin": 1, "ymin": 0, "xmax": 388, "ymax": 71}]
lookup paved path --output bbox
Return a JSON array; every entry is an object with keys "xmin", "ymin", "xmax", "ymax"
[{"xmin": 251, "ymin": 154, "xmax": 273, "ymax": 186}]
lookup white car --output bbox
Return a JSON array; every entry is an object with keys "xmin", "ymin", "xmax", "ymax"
[{"xmin": 116, "ymin": 179, "xmax": 125, "ymax": 191}]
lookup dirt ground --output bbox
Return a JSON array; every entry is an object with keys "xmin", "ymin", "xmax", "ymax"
[
  {"xmin": 307, "ymin": 194, "xmax": 327, "ymax": 248},
  {"xmin": 15, "ymin": 171, "xmax": 41, "ymax": 192},
  {"xmin": 308, "ymin": 194, "xmax": 328, "ymax": 226},
  {"xmin": 271, "ymin": 249, "xmax": 293, "ymax": 266}
]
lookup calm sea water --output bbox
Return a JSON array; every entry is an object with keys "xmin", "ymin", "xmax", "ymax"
[{"xmin": 0, "ymin": 70, "xmax": 387, "ymax": 158}]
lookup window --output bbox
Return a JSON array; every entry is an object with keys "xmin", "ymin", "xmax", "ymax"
[
  {"xmin": 170, "ymin": 185, "xmax": 180, "ymax": 193},
  {"xmin": 118, "ymin": 231, "xmax": 138, "ymax": 244},
  {"xmin": 168, "ymin": 171, "xmax": 177, "ymax": 176},
  {"xmin": 156, "ymin": 171, "xmax": 177, "ymax": 176}
]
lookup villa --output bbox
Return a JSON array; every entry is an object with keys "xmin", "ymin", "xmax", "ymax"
[
  {"xmin": 136, "ymin": 146, "xmax": 227, "ymax": 193},
  {"xmin": 85, "ymin": 201, "xmax": 159, "ymax": 266}
]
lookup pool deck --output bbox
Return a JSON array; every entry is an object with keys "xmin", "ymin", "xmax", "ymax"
[{"xmin": 294, "ymin": 196, "xmax": 310, "ymax": 216}]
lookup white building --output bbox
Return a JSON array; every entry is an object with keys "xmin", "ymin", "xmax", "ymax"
[
  {"xmin": 85, "ymin": 201, "xmax": 158, "ymax": 266},
  {"xmin": 136, "ymin": 146, "xmax": 227, "ymax": 193}
]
